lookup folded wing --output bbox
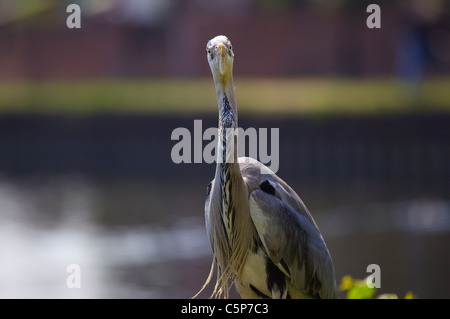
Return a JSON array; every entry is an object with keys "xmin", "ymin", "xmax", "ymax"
[{"xmin": 248, "ymin": 179, "xmax": 336, "ymax": 299}]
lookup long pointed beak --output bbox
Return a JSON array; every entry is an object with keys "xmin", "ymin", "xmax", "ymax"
[
  {"xmin": 213, "ymin": 44, "xmax": 228, "ymax": 75},
  {"xmin": 215, "ymin": 44, "xmax": 226, "ymax": 58}
]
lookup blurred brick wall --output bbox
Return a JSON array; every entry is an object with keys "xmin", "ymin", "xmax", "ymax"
[{"xmin": 0, "ymin": 4, "xmax": 446, "ymax": 79}]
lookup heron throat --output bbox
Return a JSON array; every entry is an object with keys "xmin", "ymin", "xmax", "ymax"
[
  {"xmin": 215, "ymin": 79, "xmax": 240, "ymax": 247},
  {"xmin": 213, "ymin": 87, "xmax": 256, "ymax": 298},
  {"xmin": 219, "ymin": 94, "xmax": 238, "ymax": 166}
]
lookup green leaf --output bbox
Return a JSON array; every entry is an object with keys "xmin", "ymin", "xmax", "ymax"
[{"xmin": 346, "ymin": 279, "xmax": 377, "ymax": 299}]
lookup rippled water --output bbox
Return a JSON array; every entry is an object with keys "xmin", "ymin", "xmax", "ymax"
[{"xmin": 0, "ymin": 174, "xmax": 448, "ymax": 298}]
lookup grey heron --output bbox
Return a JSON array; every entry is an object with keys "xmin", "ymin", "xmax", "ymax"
[{"xmin": 198, "ymin": 35, "xmax": 336, "ymax": 299}]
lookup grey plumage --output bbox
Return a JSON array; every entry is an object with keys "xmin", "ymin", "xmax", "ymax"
[{"xmin": 198, "ymin": 35, "xmax": 336, "ymax": 299}]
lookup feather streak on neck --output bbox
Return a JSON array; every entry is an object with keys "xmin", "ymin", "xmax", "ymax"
[
  {"xmin": 218, "ymin": 93, "xmax": 238, "ymax": 166},
  {"xmin": 215, "ymin": 76, "xmax": 237, "ymax": 126}
]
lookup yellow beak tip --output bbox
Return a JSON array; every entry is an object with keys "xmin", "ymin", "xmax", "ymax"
[{"xmin": 217, "ymin": 44, "xmax": 226, "ymax": 57}]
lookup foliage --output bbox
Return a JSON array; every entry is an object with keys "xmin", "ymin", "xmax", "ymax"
[
  {"xmin": 339, "ymin": 275, "xmax": 415, "ymax": 299},
  {"xmin": 0, "ymin": 78, "xmax": 449, "ymax": 117}
]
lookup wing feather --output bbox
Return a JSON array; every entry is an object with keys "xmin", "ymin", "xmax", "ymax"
[{"xmin": 248, "ymin": 181, "xmax": 336, "ymax": 299}]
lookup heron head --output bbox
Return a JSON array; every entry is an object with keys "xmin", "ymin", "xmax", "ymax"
[{"xmin": 206, "ymin": 35, "xmax": 234, "ymax": 81}]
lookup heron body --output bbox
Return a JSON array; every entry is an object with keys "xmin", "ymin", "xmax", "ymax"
[{"xmin": 200, "ymin": 35, "xmax": 336, "ymax": 299}]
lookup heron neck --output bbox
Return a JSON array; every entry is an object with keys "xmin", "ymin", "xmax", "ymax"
[
  {"xmin": 215, "ymin": 76, "xmax": 237, "ymax": 126},
  {"xmin": 215, "ymin": 78, "xmax": 239, "ymax": 168}
]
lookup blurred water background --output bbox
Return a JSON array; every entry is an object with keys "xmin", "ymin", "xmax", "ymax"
[{"xmin": 0, "ymin": 0, "xmax": 449, "ymax": 298}]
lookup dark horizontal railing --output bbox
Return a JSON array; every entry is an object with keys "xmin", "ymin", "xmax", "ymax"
[{"xmin": 0, "ymin": 114, "xmax": 448, "ymax": 185}]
